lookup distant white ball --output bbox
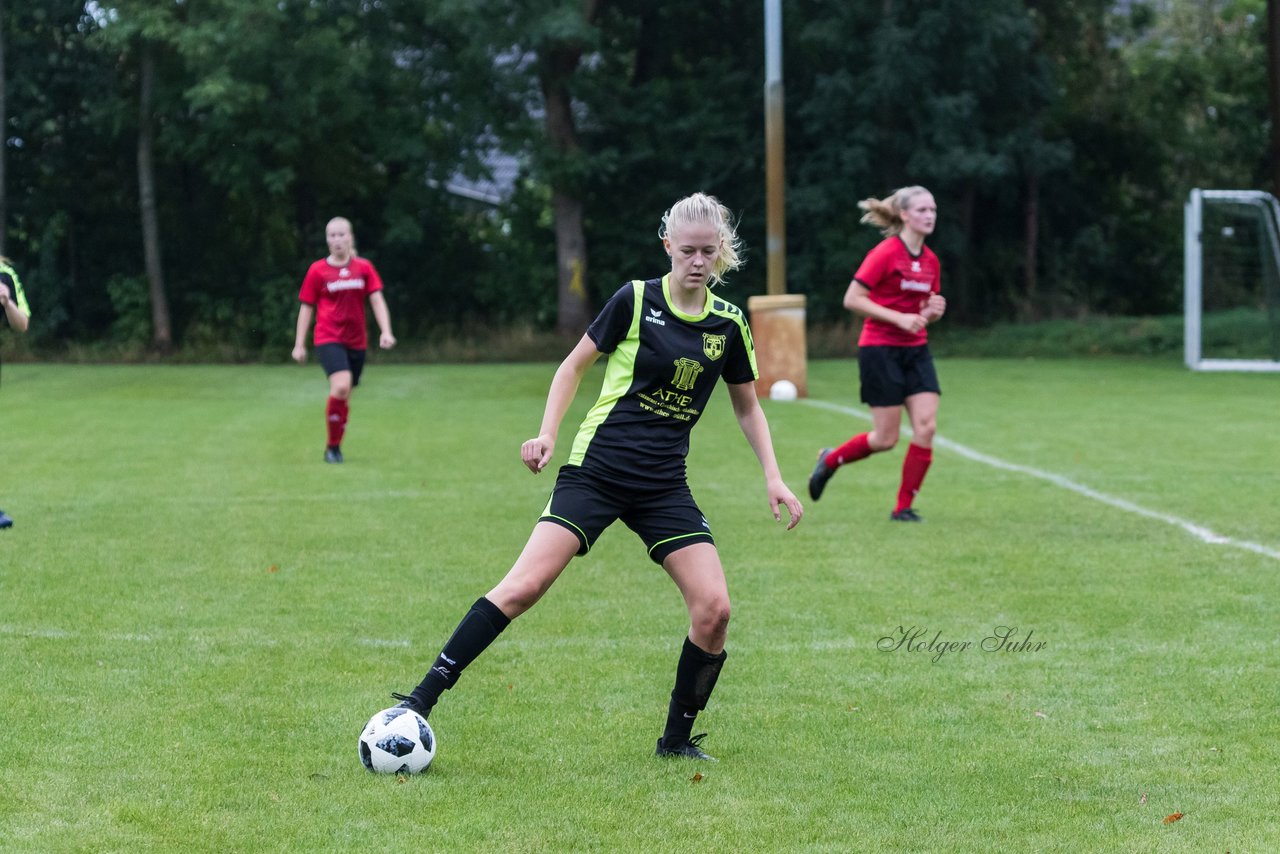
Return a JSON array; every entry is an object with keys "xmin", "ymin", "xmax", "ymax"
[
  {"xmin": 359, "ymin": 707, "xmax": 436, "ymax": 774},
  {"xmin": 769, "ymin": 379, "xmax": 798, "ymax": 401}
]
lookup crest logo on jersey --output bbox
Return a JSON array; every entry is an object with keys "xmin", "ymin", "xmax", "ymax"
[
  {"xmin": 911, "ymin": 260, "xmax": 921, "ymax": 273},
  {"xmin": 671, "ymin": 357, "xmax": 704, "ymax": 391},
  {"xmin": 702, "ymin": 333, "xmax": 726, "ymax": 361}
]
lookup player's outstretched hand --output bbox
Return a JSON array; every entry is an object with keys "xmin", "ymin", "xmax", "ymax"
[
  {"xmin": 767, "ymin": 478, "xmax": 804, "ymax": 530},
  {"xmin": 521, "ymin": 435, "xmax": 555, "ymax": 474},
  {"xmin": 291, "ymin": 345, "xmax": 307, "ymax": 364}
]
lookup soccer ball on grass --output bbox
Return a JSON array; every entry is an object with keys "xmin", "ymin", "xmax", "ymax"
[
  {"xmin": 769, "ymin": 379, "xmax": 798, "ymax": 401},
  {"xmin": 359, "ymin": 707, "xmax": 436, "ymax": 774}
]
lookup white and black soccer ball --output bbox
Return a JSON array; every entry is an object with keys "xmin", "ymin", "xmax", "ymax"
[{"xmin": 359, "ymin": 707, "xmax": 436, "ymax": 774}]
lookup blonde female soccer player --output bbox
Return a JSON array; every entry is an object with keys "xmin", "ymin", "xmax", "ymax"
[
  {"xmin": 809, "ymin": 186, "xmax": 947, "ymax": 521},
  {"xmin": 390, "ymin": 193, "xmax": 804, "ymax": 761}
]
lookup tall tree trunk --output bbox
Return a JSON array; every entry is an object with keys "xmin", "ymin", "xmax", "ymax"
[
  {"xmin": 540, "ymin": 60, "xmax": 590, "ymax": 336},
  {"xmin": 538, "ymin": 1, "xmax": 599, "ymax": 337},
  {"xmin": 549, "ymin": 185, "xmax": 588, "ymax": 335},
  {"xmin": 1269, "ymin": 0, "xmax": 1280, "ymax": 196},
  {"xmin": 1023, "ymin": 171, "xmax": 1040, "ymax": 320},
  {"xmin": 0, "ymin": 0, "xmax": 7, "ymax": 257},
  {"xmin": 540, "ymin": 60, "xmax": 589, "ymax": 335},
  {"xmin": 137, "ymin": 41, "xmax": 172, "ymax": 351}
]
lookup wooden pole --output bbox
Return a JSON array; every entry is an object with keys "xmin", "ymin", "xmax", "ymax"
[{"xmin": 764, "ymin": 0, "xmax": 785, "ymax": 295}]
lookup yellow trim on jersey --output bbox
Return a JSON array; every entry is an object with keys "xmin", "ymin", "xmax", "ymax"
[
  {"xmin": 705, "ymin": 290, "xmax": 758, "ymax": 380},
  {"xmin": 0, "ymin": 261, "xmax": 29, "ymax": 317},
  {"xmin": 661, "ymin": 274, "xmax": 710, "ymax": 322},
  {"xmin": 567, "ymin": 280, "xmax": 645, "ymax": 466},
  {"xmin": 662, "ymin": 272, "xmax": 757, "ymax": 377}
]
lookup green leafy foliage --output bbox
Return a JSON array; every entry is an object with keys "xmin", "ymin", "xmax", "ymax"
[{"xmin": 0, "ymin": 1, "xmax": 1271, "ymax": 347}]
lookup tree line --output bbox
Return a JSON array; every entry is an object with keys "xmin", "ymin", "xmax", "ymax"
[{"xmin": 0, "ymin": 0, "xmax": 1273, "ymax": 354}]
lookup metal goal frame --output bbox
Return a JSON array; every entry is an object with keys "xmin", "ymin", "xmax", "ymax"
[{"xmin": 1184, "ymin": 189, "xmax": 1280, "ymax": 372}]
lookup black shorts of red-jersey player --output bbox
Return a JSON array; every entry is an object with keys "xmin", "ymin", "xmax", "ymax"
[
  {"xmin": 857, "ymin": 344, "xmax": 941, "ymax": 407},
  {"xmin": 315, "ymin": 343, "xmax": 367, "ymax": 387}
]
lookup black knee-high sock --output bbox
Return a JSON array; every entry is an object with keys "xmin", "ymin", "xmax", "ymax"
[
  {"xmin": 662, "ymin": 637, "xmax": 727, "ymax": 743},
  {"xmin": 407, "ymin": 597, "xmax": 511, "ymax": 714}
]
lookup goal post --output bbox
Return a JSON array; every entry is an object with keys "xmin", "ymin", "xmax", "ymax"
[{"xmin": 1184, "ymin": 189, "xmax": 1280, "ymax": 372}]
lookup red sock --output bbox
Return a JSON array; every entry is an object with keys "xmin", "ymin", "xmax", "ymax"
[
  {"xmin": 827, "ymin": 433, "xmax": 873, "ymax": 468},
  {"xmin": 326, "ymin": 396, "xmax": 349, "ymax": 448},
  {"xmin": 895, "ymin": 443, "xmax": 933, "ymax": 513}
]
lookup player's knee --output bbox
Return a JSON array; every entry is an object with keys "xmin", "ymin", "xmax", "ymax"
[
  {"xmin": 695, "ymin": 597, "xmax": 731, "ymax": 638},
  {"xmin": 870, "ymin": 433, "xmax": 899, "ymax": 452},
  {"xmin": 511, "ymin": 579, "xmax": 551, "ymax": 613},
  {"xmin": 913, "ymin": 420, "xmax": 937, "ymax": 444},
  {"xmin": 489, "ymin": 574, "xmax": 549, "ymax": 617}
]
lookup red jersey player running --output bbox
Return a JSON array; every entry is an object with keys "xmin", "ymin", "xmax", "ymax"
[
  {"xmin": 292, "ymin": 217, "xmax": 396, "ymax": 463},
  {"xmin": 808, "ymin": 186, "xmax": 947, "ymax": 521}
]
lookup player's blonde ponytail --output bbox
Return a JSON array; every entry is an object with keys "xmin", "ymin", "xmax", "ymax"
[{"xmin": 858, "ymin": 186, "xmax": 930, "ymax": 236}]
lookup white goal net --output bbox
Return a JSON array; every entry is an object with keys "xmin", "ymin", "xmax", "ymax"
[{"xmin": 1184, "ymin": 189, "xmax": 1280, "ymax": 371}]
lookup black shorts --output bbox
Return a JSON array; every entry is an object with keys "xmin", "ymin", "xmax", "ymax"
[
  {"xmin": 316, "ymin": 344, "xmax": 367, "ymax": 387},
  {"xmin": 540, "ymin": 465, "xmax": 715, "ymax": 564},
  {"xmin": 858, "ymin": 345, "xmax": 941, "ymax": 407}
]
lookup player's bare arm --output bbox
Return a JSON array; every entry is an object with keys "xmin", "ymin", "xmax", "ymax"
[
  {"xmin": 522, "ymin": 334, "xmax": 603, "ymax": 474},
  {"xmin": 726, "ymin": 381, "xmax": 804, "ymax": 529},
  {"xmin": 292, "ymin": 303, "xmax": 314, "ymax": 363},
  {"xmin": 369, "ymin": 291, "xmax": 396, "ymax": 349},
  {"xmin": 844, "ymin": 280, "xmax": 927, "ymax": 333}
]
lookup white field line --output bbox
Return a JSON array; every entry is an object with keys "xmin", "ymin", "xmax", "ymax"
[{"xmin": 801, "ymin": 398, "xmax": 1280, "ymax": 562}]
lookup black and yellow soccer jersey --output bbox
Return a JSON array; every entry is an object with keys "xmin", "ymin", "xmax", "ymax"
[
  {"xmin": 0, "ymin": 260, "xmax": 29, "ymax": 317},
  {"xmin": 568, "ymin": 275, "xmax": 758, "ymax": 487}
]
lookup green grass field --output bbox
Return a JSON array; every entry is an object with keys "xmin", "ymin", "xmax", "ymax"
[{"xmin": 1, "ymin": 358, "xmax": 1277, "ymax": 852}]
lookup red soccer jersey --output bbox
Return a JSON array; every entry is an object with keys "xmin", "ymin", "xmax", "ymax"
[
  {"xmin": 853, "ymin": 236, "xmax": 941, "ymax": 347},
  {"xmin": 298, "ymin": 257, "xmax": 384, "ymax": 349}
]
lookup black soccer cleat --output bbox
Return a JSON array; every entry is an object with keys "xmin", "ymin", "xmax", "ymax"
[
  {"xmin": 890, "ymin": 508, "xmax": 923, "ymax": 522},
  {"xmin": 808, "ymin": 448, "xmax": 836, "ymax": 501},
  {"xmin": 0, "ymin": 509, "xmax": 11, "ymax": 529},
  {"xmin": 655, "ymin": 732, "xmax": 718, "ymax": 761},
  {"xmin": 324, "ymin": 446, "xmax": 344, "ymax": 464},
  {"xmin": 391, "ymin": 692, "xmax": 429, "ymax": 719}
]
